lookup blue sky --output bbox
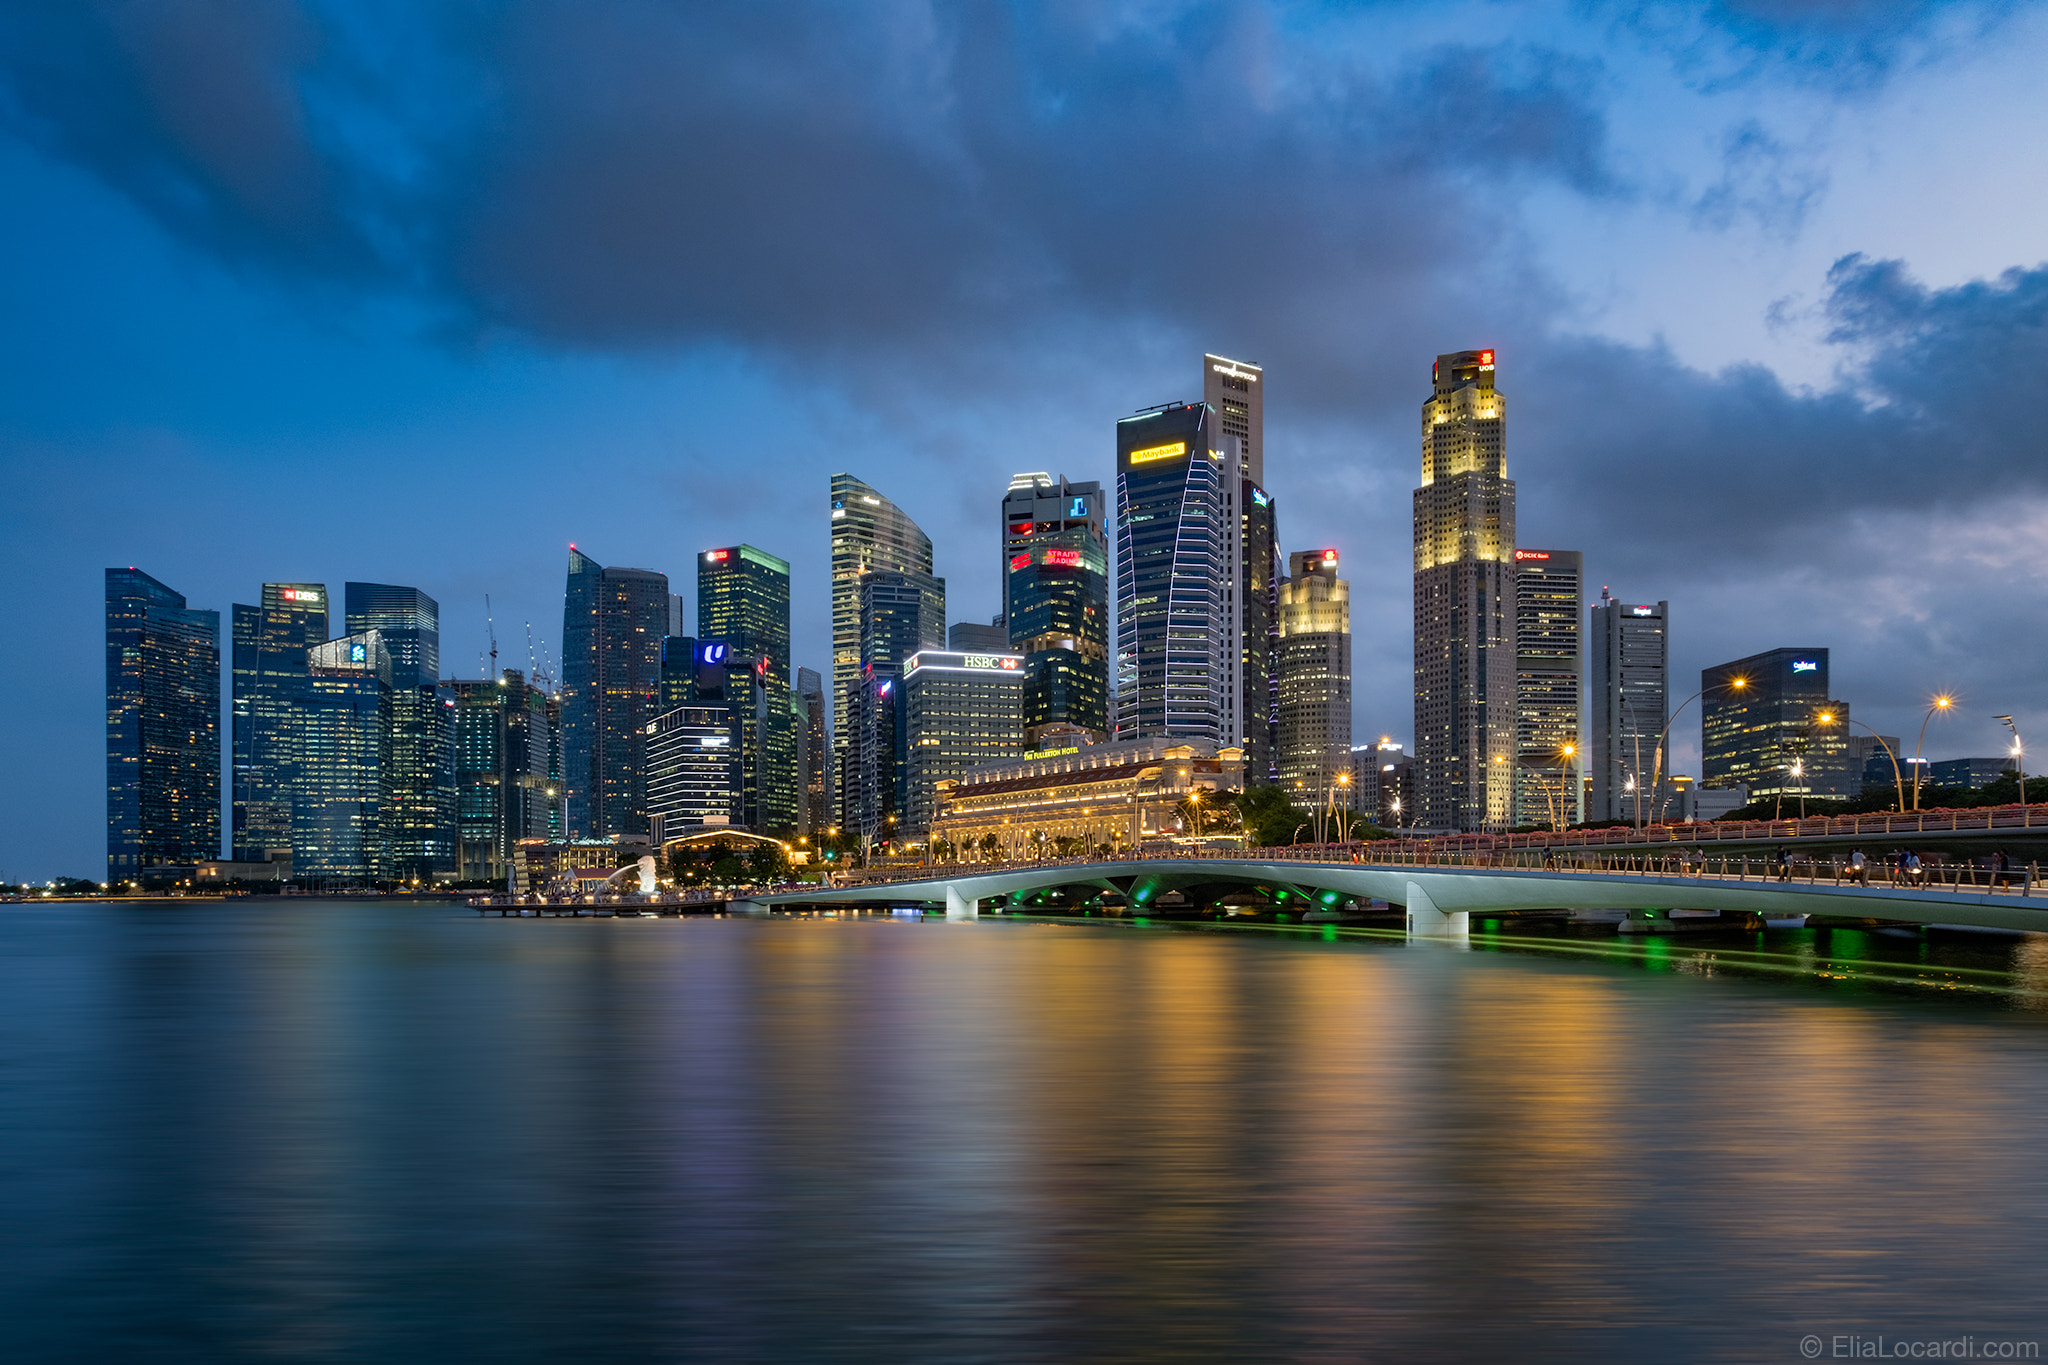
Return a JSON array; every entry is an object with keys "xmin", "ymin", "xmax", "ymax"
[{"xmin": 4, "ymin": 0, "xmax": 2046, "ymax": 880}]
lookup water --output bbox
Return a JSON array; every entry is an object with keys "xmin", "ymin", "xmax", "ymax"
[{"xmin": 3, "ymin": 903, "xmax": 2045, "ymax": 1363}]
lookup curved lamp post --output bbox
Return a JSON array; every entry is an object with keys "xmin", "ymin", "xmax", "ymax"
[
  {"xmin": 1813, "ymin": 708, "xmax": 1904, "ymax": 814},
  {"xmin": 1912, "ymin": 694, "xmax": 1955, "ymax": 811},
  {"xmin": 1994, "ymin": 715, "xmax": 2024, "ymax": 809},
  {"xmin": 1649, "ymin": 677, "xmax": 1749, "ymax": 825}
]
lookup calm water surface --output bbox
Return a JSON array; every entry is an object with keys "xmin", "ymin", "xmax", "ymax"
[{"xmin": 2, "ymin": 902, "xmax": 2045, "ymax": 1363}]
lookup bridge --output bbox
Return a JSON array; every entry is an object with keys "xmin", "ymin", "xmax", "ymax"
[{"xmin": 734, "ymin": 849, "xmax": 2048, "ymax": 936}]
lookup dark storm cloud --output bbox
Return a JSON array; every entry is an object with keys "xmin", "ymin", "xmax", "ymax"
[
  {"xmin": 0, "ymin": 0, "xmax": 1615, "ymax": 375},
  {"xmin": 1518, "ymin": 255, "xmax": 2048, "ymax": 565}
]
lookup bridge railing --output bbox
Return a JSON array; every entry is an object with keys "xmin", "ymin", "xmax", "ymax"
[{"xmin": 811, "ymin": 845, "xmax": 2042, "ymax": 899}]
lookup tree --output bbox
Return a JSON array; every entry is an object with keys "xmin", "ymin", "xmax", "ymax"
[
  {"xmin": 978, "ymin": 833, "xmax": 1002, "ymax": 860},
  {"xmin": 1233, "ymin": 785, "xmax": 1312, "ymax": 847},
  {"xmin": 747, "ymin": 842, "xmax": 789, "ymax": 884}
]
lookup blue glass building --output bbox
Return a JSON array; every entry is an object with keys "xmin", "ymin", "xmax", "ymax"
[{"xmin": 107, "ymin": 568, "xmax": 220, "ymax": 881}]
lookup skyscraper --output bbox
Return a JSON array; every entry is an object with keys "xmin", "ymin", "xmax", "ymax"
[
  {"xmin": 850, "ymin": 568, "xmax": 946, "ymax": 837},
  {"xmin": 343, "ymin": 582, "xmax": 440, "ymax": 687},
  {"xmin": 1115, "ymin": 402, "xmax": 1227, "ymax": 743},
  {"xmin": 645, "ymin": 705, "xmax": 736, "ymax": 842},
  {"xmin": 795, "ymin": 667, "xmax": 830, "ymax": 835},
  {"xmin": 1206, "ymin": 353, "xmax": 1277, "ymax": 783},
  {"xmin": 1413, "ymin": 348, "xmax": 1515, "ymax": 831},
  {"xmin": 1702, "ymin": 648, "xmax": 1853, "ymax": 806},
  {"xmin": 830, "ymin": 474, "xmax": 934, "ymax": 821},
  {"xmin": 346, "ymin": 583, "xmax": 452, "ymax": 881},
  {"xmin": 902, "ymin": 649, "xmax": 1025, "ymax": 834},
  {"xmin": 1276, "ymin": 549, "xmax": 1352, "ymax": 800},
  {"xmin": 699, "ymin": 544, "xmax": 799, "ymax": 831},
  {"xmin": 561, "ymin": 547, "xmax": 669, "ymax": 840},
  {"xmin": 1512, "ymin": 549, "xmax": 1583, "ymax": 829},
  {"xmin": 1588, "ymin": 595, "xmax": 1669, "ymax": 823},
  {"xmin": 447, "ymin": 671, "xmax": 554, "ymax": 884},
  {"xmin": 230, "ymin": 582, "xmax": 327, "ymax": 860},
  {"xmin": 107, "ymin": 568, "xmax": 220, "ymax": 880},
  {"xmin": 698, "ymin": 545, "xmax": 791, "ymax": 691},
  {"xmin": 296, "ymin": 631, "xmax": 391, "ymax": 882},
  {"xmin": 1002, "ymin": 472, "xmax": 1109, "ymax": 744}
]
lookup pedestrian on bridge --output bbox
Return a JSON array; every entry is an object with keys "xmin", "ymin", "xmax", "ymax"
[{"xmin": 1775, "ymin": 846, "xmax": 1791, "ymax": 882}]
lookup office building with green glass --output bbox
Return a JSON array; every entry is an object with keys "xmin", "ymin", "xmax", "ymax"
[
  {"xmin": 347, "ymin": 582, "xmax": 453, "ymax": 881},
  {"xmin": 447, "ymin": 670, "xmax": 556, "ymax": 885}
]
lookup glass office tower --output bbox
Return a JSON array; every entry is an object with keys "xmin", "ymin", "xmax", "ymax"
[
  {"xmin": 1702, "ymin": 648, "xmax": 1854, "ymax": 806},
  {"xmin": 1002, "ymin": 473, "xmax": 1109, "ymax": 745},
  {"xmin": 107, "ymin": 568, "xmax": 220, "ymax": 880},
  {"xmin": 849, "ymin": 569, "xmax": 946, "ymax": 837},
  {"xmin": 561, "ymin": 547, "xmax": 669, "ymax": 840},
  {"xmin": 1512, "ymin": 549, "xmax": 1583, "ymax": 829},
  {"xmin": 829, "ymin": 474, "xmax": 933, "ymax": 823},
  {"xmin": 699, "ymin": 545, "xmax": 798, "ymax": 831},
  {"xmin": 1588, "ymin": 595, "xmax": 1668, "ymax": 823},
  {"xmin": 230, "ymin": 581, "xmax": 327, "ymax": 860},
  {"xmin": 796, "ymin": 666, "xmax": 830, "ymax": 835},
  {"xmin": 346, "ymin": 582, "xmax": 452, "ymax": 880},
  {"xmin": 1115, "ymin": 402, "xmax": 1226, "ymax": 743},
  {"xmin": 698, "ymin": 545, "xmax": 791, "ymax": 690},
  {"xmin": 902, "ymin": 650, "xmax": 1025, "ymax": 834},
  {"xmin": 295, "ymin": 631, "xmax": 392, "ymax": 882},
  {"xmin": 447, "ymin": 670, "xmax": 556, "ymax": 883}
]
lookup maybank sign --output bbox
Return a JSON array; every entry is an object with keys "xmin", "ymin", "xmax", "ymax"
[{"xmin": 1127, "ymin": 441, "xmax": 1187, "ymax": 465}]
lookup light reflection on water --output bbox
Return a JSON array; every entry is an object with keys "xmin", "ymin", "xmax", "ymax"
[{"xmin": 1, "ymin": 902, "xmax": 2044, "ymax": 1363}]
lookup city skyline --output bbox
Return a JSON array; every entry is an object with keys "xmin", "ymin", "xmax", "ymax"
[{"xmin": 10, "ymin": 3, "xmax": 2048, "ymax": 877}]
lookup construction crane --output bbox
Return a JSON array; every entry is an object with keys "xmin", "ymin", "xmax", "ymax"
[{"xmin": 485, "ymin": 595, "xmax": 499, "ymax": 680}]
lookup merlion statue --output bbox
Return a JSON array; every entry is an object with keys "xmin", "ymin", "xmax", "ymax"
[{"xmin": 637, "ymin": 855, "xmax": 658, "ymax": 895}]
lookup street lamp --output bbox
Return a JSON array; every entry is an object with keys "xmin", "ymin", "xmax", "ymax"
[
  {"xmin": 1551, "ymin": 742, "xmax": 1577, "ymax": 832},
  {"xmin": 1649, "ymin": 677, "xmax": 1749, "ymax": 826},
  {"xmin": 1912, "ymin": 694, "xmax": 1955, "ymax": 811},
  {"xmin": 1995, "ymin": 715, "xmax": 2024, "ymax": 808},
  {"xmin": 1813, "ymin": 708, "xmax": 1905, "ymax": 814}
]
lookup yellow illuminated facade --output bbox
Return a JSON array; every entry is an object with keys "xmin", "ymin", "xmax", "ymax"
[
  {"xmin": 932, "ymin": 739, "xmax": 1245, "ymax": 857},
  {"xmin": 1413, "ymin": 350, "xmax": 1516, "ymax": 831}
]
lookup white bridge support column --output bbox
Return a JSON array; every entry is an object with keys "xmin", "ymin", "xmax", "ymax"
[
  {"xmin": 945, "ymin": 886, "xmax": 980, "ymax": 921},
  {"xmin": 1404, "ymin": 881, "xmax": 1468, "ymax": 938}
]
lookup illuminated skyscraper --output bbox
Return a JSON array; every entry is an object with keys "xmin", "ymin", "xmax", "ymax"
[
  {"xmin": 1702, "ymin": 648, "xmax": 1853, "ymax": 806},
  {"xmin": 346, "ymin": 583, "xmax": 452, "ymax": 880},
  {"xmin": 561, "ymin": 547, "xmax": 668, "ymax": 839},
  {"xmin": 1588, "ymin": 594, "xmax": 1668, "ymax": 823},
  {"xmin": 447, "ymin": 671, "xmax": 554, "ymax": 884},
  {"xmin": 796, "ymin": 667, "xmax": 830, "ymax": 834},
  {"xmin": 1002, "ymin": 472, "xmax": 1109, "ymax": 744},
  {"xmin": 296, "ymin": 631, "xmax": 391, "ymax": 882},
  {"xmin": 1413, "ymin": 348, "xmax": 1515, "ymax": 831},
  {"xmin": 902, "ymin": 650, "xmax": 1025, "ymax": 834},
  {"xmin": 230, "ymin": 582, "xmax": 327, "ymax": 860},
  {"xmin": 699, "ymin": 544, "xmax": 798, "ymax": 831},
  {"xmin": 107, "ymin": 568, "xmax": 220, "ymax": 879},
  {"xmin": 1512, "ymin": 549, "xmax": 1583, "ymax": 830},
  {"xmin": 830, "ymin": 474, "xmax": 933, "ymax": 822},
  {"xmin": 1205, "ymin": 354, "xmax": 1278, "ymax": 782},
  {"xmin": 850, "ymin": 569, "xmax": 946, "ymax": 838},
  {"xmin": 1276, "ymin": 549, "xmax": 1351, "ymax": 799},
  {"xmin": 1115, "ymin": 402, "xmax": 1227, "ymax": 743},
  {"xmin": 698, "ymin": 545, "xmax": 791, "ymax": 691}
]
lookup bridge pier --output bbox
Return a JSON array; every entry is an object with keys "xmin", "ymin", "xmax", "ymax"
[
  {"xmin": 726, "ymin": 899, "xmax": 770, "ymax": 917},
  {"xmin": 1404, "ymin": 881, "xmax": 1468, "ymax": 938},
  {"xmin": 945, "ymin": 886, "xmax": 979, "ymax": 921}
]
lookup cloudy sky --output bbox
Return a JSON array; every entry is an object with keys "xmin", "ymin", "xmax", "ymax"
[{"xmin": 4, "ymin": 0, "xmax": 2046, "ymax": 879}]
